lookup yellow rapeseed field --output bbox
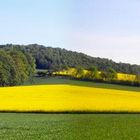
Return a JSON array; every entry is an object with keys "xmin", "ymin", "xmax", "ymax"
[
  {"xmin": 117, "ymin": 73, "xmax": 136, "ymax": 81},
  {"xmin": 0, "ymin": 85, "xmax": 140, "ymax": 112}
]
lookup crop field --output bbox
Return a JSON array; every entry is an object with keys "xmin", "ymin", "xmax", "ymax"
[
  {"xmin": 0, "ymin": 77, "xmax": 139, "ymax": 112},
  {"xmin": 0, "ymin": 77, "xmax": 140, "ymax": 139},
  {"xmin": 117, "ymin": 73, "xmax": 136, "ymax": 81},
  {"xmin": 0, "ymin": 113, "xmax": 140, "ymax": 140}
]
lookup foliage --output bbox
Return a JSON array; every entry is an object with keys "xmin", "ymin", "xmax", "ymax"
[
  {"xmin": 0, "ymin": 49, "xmax": 35, "ymax": 86},
  {"xmin": 0, "ymin": 44, "xmax": 140, "ymax": 86},
  {"xmin": 100, "ymin": 71, "xmax": 108, "ymax": 81},
  {"xmin": 87, "ymin": 66, "xmax": 99, "ymax": 80},
  {"xmin": 101, "ymin": 67, "xmax": 117, "ymax": 81},
  {"xmin": 55, "ymin": 67, "xmax": 140, "ymax": 86},
  {"xmin": 1, "ymin": 44, "xmax": 140, "ymax": 75},
  {"xmin": 135, "ymin": 75, "xmax": 140, "ymax": 83},
  {"xmin": 75, "ymin": 66, "xmax": 85, "ymax": 78},
  {"xmin": 0, "ymin": 50, "xmax": 17, "ymax": 86}
]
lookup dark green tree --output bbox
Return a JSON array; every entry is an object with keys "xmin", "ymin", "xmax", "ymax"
[
  {"xmin": 100, "ymin": 71, "xmax": 108, "ymax": 81},
  {"xmin": 0, "ymin": 50, "xmax": 17, "ymax": 86},
  {"xmin": 107, "ymin": 67, "xmax": 117, "ymax": 81},
  {"xmin": 87, "ymin": 66, "xmax": 99, "ymax": 80},
  {"xmin": 0, "ymin": 49, "xmax": 36, "ymax": 86},
  {"xmin": 75, "ymin": 66, "xmax": 85, "ymax": 78},
  {"xmin": 135, "ymin": 75, "xmax": 140, "ymax": 83},
  {"xmin": 100, "ymin": 68, "xmax": 117, "ymax": 81}
]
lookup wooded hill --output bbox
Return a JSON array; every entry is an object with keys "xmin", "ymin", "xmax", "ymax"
[{"xmin": 0, "ymin": 44, "xmax": 140, "ymax": 75}]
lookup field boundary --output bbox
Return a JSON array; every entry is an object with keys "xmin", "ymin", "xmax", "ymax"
[{"xmin": 0, "ymin": 110, "xmax": 140, "ymax": 114}]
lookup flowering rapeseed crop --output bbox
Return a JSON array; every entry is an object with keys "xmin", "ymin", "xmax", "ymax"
[{"xmin": 0, "ymin": 85, "xmax": 140, "ymax": 112}]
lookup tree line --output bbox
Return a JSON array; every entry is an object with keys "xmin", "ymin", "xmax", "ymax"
[
  {"xmin": 0, "ymin": 48, "xmax": 35, "ymax": 86},
  {"xmin": 0, "ymin": 44, "xmax": 140, "ymax": 75},
  {"xmin": 70, "ymin": 66, "xmax": 140, "ymax": 86},
  {"xmin": 0, "ymin": 44, "xmax": 140, "ymax": 87},
  {"xmin": 52, "ymin": 66, "xmax": 140, "ymax": 86}
]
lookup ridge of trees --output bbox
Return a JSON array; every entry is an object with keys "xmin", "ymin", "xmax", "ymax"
[{"xmin": 0, "ymin": 44, "xmax": 140, "ymax": 75}]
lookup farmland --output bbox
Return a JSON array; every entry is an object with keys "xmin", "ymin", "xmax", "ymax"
[
  {"xmin": 0, "ymin": 77, "xmax": 139, "ymax": 112},
  {"xmin": 0, "ymin": 113, "xmax": 140, "ymax": 140},
  {"xmin": 0, "ymin": 77, "xmax": 140, "ymax": 139}
]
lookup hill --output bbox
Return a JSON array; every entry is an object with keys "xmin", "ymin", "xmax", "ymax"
[{"xmin": 0, "ymin": 44, "xmax": 140, "ymax": 75}]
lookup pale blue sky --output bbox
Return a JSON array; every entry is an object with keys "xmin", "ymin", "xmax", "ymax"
[{"xmin": 0, "ymin": 0, "xmax": 140, "ymax": 64}]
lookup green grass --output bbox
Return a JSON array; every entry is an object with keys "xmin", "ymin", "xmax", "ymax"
[
  {"xmin": 24, "ymin": 77, "xmax": 140, "ymax": 92},
  {"xmin": 0, "ymin": 113, "xmax": 140, "ymax": 140}
]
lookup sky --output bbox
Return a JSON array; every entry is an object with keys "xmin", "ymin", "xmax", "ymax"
[{"xmin": 0, "ymin": 0, "xmax": 140, "ymax": 64}]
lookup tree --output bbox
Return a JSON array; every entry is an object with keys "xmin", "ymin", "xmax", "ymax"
[
  {"xmin": 0, "ymin": 61, "xmax": 8, "ymax": 86},
  {"xmin": 23, "ymin": 51, "xmax": 36, "ymax": 76},
  {"xmin": 100, "ymin": 71, "xmax": 108, "ymax": 81},
  {"xmin": 108, "ymin": 67, "xmax": 117, "ymax": 81},
  {"xmin": 100, "ymin": 68, "xmax": 117, "ymax": 81},
  {"xmin": 135, "ymin": 75, "xmax": 140, "ymax": 83},
  {"xmin": 0, "ymin": 49, "xmax": 36, "ymax": 86},
  {"xmin": 75, "ymin": 66, "xmax": 84, "ymax": 78},
  {"xmin": 0, "ymin": 50, "xmax": 17, "ymax": 86},
  {"xmin": 87, "ymin": 66, "xmax": 99, "ymax": 80}
]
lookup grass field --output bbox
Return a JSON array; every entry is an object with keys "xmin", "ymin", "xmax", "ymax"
[
  {"xmin": 0, "ymin": 113, "xmax": 140, "ymax": 140},
  {"xmin": 0, "ymin": 77, "xmax": 139, "ymax": 112}
]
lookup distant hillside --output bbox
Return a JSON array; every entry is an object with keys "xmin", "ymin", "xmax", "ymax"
[{"xmin": 0, "ymin": 44, "xmax": 140, "ymax": 75}]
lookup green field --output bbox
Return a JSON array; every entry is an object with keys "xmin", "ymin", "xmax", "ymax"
[{"xmin": 0, "ymin": 113, "xmax": 140, "ymax": 140}]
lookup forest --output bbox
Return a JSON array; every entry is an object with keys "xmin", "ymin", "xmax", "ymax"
[
  {"xmin": 0, "ymin": 44, "xmax": 140, "ymax": 75},
  {"xmin": 0, "ymin": 44, "xmax": 140, "ymax": 86}
]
